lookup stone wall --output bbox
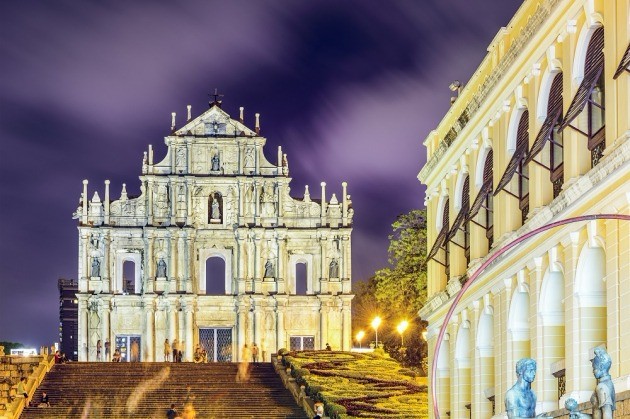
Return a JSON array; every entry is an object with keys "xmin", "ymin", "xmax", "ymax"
[{"xmin": 0, "ymin": 356, "xmax": 42, "ymax": 404}]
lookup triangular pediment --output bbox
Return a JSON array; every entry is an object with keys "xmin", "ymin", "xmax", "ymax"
[{"xmin": 174, "ymin": 104, "xmax": 257, "ymax": 137}]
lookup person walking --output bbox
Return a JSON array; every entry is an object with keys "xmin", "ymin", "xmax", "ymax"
[{"xmin": 251, "ymin": 343, "xmax": 259, "ymax": 363}]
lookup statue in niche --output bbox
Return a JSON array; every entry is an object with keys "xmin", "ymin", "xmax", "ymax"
[
  {"xmin": 157, "ymin": 258, "xmax": 167, "ymax": 278},
  {"xmin": 260, "ymin": 182, "xmax": 276, "ymax": 216},
  {"xmin": 244, "ymin": 147, "xmax": 254, "ymax": 169},
  {"xmin": 91, "ymin": 257, "xmax": 101, "ymax": 278},
  {"xmin": 505, "ymin": 358, "xmax": 537, "ymax": 418},
  {"xmin": 590, "ymin": 347, "xmax": 615, "ymax": 418},
  {"xmin": 211, "ymin": 153, "xmax": 220, "ymax": 171},
  {"xmin": 90, "ymin": 234, "xmax": 100, "ymax": 251},
  {"xmin": 245, "ymin": 184, "xmax": 255, "ymax": 216},
  {"xmin": 176, "ymin": 148, "xmax": 186, "ymax": 168},
  {"xmin": 264, "ymin": 260, "xmax": 275, "ymax": 278},
  {"xmin": 329, "ymin": 259, "xmax": 339, "ymax": 278},
  {"xmin": 211, "ymin": 199, "xmax": 221, "ymax": 219}
]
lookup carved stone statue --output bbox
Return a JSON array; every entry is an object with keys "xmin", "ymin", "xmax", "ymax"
[
  {"xmin": 211, "ymin": 198, "xmax": 221, "ymax": 220},
  {"xmin": 505, "ymin": 358, "xmax": 537, "ymax": 418},
  {"xmin": 157, "ymin": 258, "xmax": 167, "ymax": 278},
  {"xmin": 264, "ymin": 259, "xmax": 274, "ymax": 278},
  {"xmin": 590, "ymin": 347, "xmax": 615, "ymax": 418},
  {"xmin": 211, "ymin": 153, "xmax": 220, "ymax": 171},
  {"xmin": 329, "ymin": 259, "xmax": 339, "ymax": 278},
  {"xmin": 91, "ymin": 257, "xmax": 101, "ymax": 277},
  {"xmin": 565, "ymin": 398, "xmax": 591, "ymax": 418}
]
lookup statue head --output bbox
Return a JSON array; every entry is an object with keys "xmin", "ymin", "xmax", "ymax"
[
  {"xmin": 591, "ymin": 346, "xmax": 612, "ymax": 379},
  {"xmin": 515, "ymin": 358, "xmax": 536, "ymax": 383},
  {"xmin": 565, "ymin": 398, "xmax": 578, "ymax": 412}
]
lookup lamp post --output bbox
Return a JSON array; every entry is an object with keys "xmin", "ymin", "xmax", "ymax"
[
  {"xmin": 371, "ymin": 316, "xmax": 382, "ymax": 348},
  {"xmin": 397, "ymin": 320, "xmax": 409, "ymax": 347},
  {"xmin": 356, "ymin": 331, "xmax": 365, "ymax": 348}
]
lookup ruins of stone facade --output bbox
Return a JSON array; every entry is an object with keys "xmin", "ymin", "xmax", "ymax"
[{"xmin": 74, "ymin": 100, "xmax": 354, "ymax": 362}]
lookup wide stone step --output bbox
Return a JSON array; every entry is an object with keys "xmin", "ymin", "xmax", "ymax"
[{"xmin": 21, "ymin": 362, "xmax": 306, "ymax": 419}]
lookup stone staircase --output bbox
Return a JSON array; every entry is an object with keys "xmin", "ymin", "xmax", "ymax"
[{"xmin": 20, "ymin": 362, "xmax": 307, "ymax": 418}]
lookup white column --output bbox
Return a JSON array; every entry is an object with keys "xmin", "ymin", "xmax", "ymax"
[
  {"xmin": 238, "ymin": 307, "xmax": 247, "ymax": 361},
  {"xmin": 145, "ymin": 303, "xmax": 154, "ymax": 362},
  {"xmin": 276, "ymin": 300, "xmax": 286, "ymax": 351},
  {"xmin": 101, "ymin": 305, "xmax": 110, "ymax": 362},
  {"xmin": 82, "ymin": 180, "xmax": 88, "ymax": 225},
  {"xmin": 342, "ymin": 299, "xmax": 352, "ymax": 350},
  {"xmin": 320, "ymin": 182, "xmax": 327, "ymax": 222},
  {"xmin": 104, "ymin": 180, "xmax": 110, "ymax": 225},
  {"xmin": 78, "ymin": 297, "xmax": 88, "ymax": 362},
  {"xmin": 185, "ymin": 306, "xmax": 193, "ymax": 362}
]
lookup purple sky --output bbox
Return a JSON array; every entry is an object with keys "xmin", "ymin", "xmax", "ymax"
[{"xmin": 0, "ymin": 0, "xmax": 522, "ymax": 346}]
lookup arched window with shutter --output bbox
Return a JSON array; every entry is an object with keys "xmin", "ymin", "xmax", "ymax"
[
  {"xmin": 560, "ymin": 26, "xmax": 605, "ymax": 167},
  {"xmin": 448, "ymin": 176, "xmax": 470, "ymax": 267},
  {"xmin": 495, "ymin": 111, "xmax": 529, "ymax": 225},
  {"xmin": 526, "ymin": 73, "xmax": 564, "ymax": 198},
  {"xmin": 469, "ymin": 150, "xmax": 493, "ymax": 249}
]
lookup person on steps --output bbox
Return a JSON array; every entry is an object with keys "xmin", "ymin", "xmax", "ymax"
[{"xmin": 166, "ymin": 403, "xmax": 178, "ymax": 419}]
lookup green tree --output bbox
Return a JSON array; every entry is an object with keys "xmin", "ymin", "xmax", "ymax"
[
  {"xmin": 0, "ymin": 341, "xmax": 24, "ymax": 353},
  {"xmin": 352, "ymin": 209, "xmax": 428, "ymax": 371}
]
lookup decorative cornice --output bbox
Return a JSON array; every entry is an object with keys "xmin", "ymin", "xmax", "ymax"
[{"xmin": 419, "ymin": 0, "xmax": 562, "ymax": 181}]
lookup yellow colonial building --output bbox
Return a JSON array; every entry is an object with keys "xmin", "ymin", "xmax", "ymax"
[{"xmin": 418, "ymin": 0, "xmax": 629, "ymax": 417}]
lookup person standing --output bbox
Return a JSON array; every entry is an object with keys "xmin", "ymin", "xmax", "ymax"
[
  {"xmin": 172, "ymin": 339, "xmax": 179, "ymax": 363},
  {"xmin": 166, "ymin": 403, "xmax": 178, "ymax": 419},
  {"xmin": 164, "ymin": 339, "xmax": 171, "ymax": 362},
  {"xmin": 104, "ymin": 339, "xmax": 111, "ymax": 361},
  {"xmin": 130, "ymin": 340, "xmax": 140, "ymax": 362},
  {"xmin": 251, "ymin": 343, "xmax": 259, "ymax": 363}
]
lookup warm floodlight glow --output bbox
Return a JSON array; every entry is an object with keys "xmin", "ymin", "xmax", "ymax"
[
  {"xmin": 356, "ymin": 330, "xmax": 365, "ymax": 348},
  {"xmin": 371, "ymin": 316, "xmax": 382, "ymax": 347},
  {"xmin": 397, "ymin": 320, "xmax": 409, "ymax": 346}
]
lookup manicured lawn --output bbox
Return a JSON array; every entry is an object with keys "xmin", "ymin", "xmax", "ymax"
[{"xmin": 279, "ymin": 350, "xmax": 428, "ymax": 418}]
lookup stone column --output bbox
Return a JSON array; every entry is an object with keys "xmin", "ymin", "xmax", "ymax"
[
  {"xmin": 147, "ymin": 180, "xmax": 154, "ymax": 225},
  {"xmin": 101, "ymin": 234, "xmax": 109, "ymax": 293},
  {"xmin": 144, "ymin": 297, "xmax": 154, "ymax": 361},
  {"xmin": 78, "ymin": 296, "xmax": 89, "ymax": 362},
  {"xmin": 82, "ymin": 180, "xmax": 89, "ymax": 225},
  {"xmin": 276, "ymin": 297, "xmax": 286, "ymax": 351},
  {"xmin": 238, "ymin": 305, "xmax": 247, "ymax": 361},
  {"xmin": 341, "ymin": 299, "xmax": 352, "ymax": 351},
  {"xmin": 253, "ymin": 301, "xmax": 262, "ymax": 347},
  {"xmin": 185, "ymin": 237, "xmax": 194, "ymax": 293},
  {"xmin": 184, "ymin": 302, "xmax": 194, "ymax": 361},
  {"xmin": 253, "ymin": 233, "xmax": 261, "ymax": 291},
  {"xmin": 277, "ymin": 233, "xmax": 286, "ymax": 293},
  {"xmin": 146, "ymin": 233, "xmax": 154, "ymax": 291},
  {"xmin": 168, "ymin": 304, "xmax": 177, "ymax": 344},
  {"xmin": 319, "ymin": 235, "xmax": 328, "ymax": 294},
  {"xmin": 101, "ymin": 303, "xmax": 110, "ymax": 362},
  {"xmin": 177, "ymin": 236, "xmax": 185, "ymax": 291},
  {"xmin": 169, "ymin": 233, "xmax": 177, "ymax": 283},
  {"xmin": 319, "ymin": 298, "xmax": 329, "ymax": 349},
  {"xmin": 104, "ymin": 180, "xmax": 110, "ymax": 225}
]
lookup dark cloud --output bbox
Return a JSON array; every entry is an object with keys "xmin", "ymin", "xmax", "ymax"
[{"xmin": 0, "ymin": 0, "xmax": 522, "ymax": 345}]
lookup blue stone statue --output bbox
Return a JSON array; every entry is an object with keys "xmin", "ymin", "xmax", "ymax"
[
  {"xmin": 505, "ymin": 358, "xmax": 537, "ymax": 418},
  {"xmin": 590, "ymin": 347, "xmax": 615, "ymax": 419},
  {"xmin": 565, "ymin": 398, "xmax": 591, "ymax": 418}
]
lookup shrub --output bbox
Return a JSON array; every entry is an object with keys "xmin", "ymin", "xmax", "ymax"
[
  {"xmin": 326, "ymin": 402, "xmax": 347, "ymax": 419},
  {"xmin": 293, "ymin": 368, "xmax": 310, "ymax": 386},
  {"xmin": 373, "ymin": 347, "xmax": 386, "ymax": 357},
  {"xmin": 277, "ymin": 348, "xmax": 289, "ymax": 356}
]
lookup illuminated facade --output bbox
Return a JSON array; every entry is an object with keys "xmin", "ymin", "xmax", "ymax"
[
  {"xmin": 418, "ymin": 0, "xmax": 629, "ymax": 417},
  {"xmin": 74, "ymin": 100, "xmax": 353, "ymax": 362}
]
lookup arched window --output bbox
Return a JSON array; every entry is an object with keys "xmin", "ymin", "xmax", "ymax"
[
  {"xmin": 205, "ymin": 257, "xmax": 226, "ymax": 295},
  {"xmin": 427, "ymin": 197, "xmax": 450, "ymax": 272},
  {"xmin": 123, "ymin": 260, "xmax": 136, "ymax": 294},
  {"xmin": 470, "ymin": 150, "xmax": 494, "ymax": 248},
  {"xmin": 447, "ymin": 177, "xmax": 470, "ymax": 266},
  {"xmin": 495, "ymin": 111, "xmax": 529, "ymax": 225},
  {"xmin": 295, "ymin": 262, "xmax": 307, "ymax": 295},
  {"xmin": 560, "ymin": 26, "xmax": 605, "ymax": 166},
  {"xmin": 526, "ymin": 73, "xmax": 564, "ymax": 198}
]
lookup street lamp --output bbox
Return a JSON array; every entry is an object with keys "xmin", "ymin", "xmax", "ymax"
[
  {"xmin": 397, "ymin": 320, "xmax": 409, "ymax": 346},
  {"xmin": 371, "ymin": 316, "xmax": 382, "ymax": 347},
  {"xmin": 356, "ymin": 331, "xmax": 365, "ymax": 348}
]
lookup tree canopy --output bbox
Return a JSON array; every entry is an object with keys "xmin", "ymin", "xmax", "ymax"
[{"xmin": 352, "ymin": 209, "xmax": 428, "ymax": 370}]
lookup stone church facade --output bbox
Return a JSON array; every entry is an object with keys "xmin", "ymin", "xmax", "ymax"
[{"xmin": 74, "ymin": 100, "xmax": 354, "ymax": 362}]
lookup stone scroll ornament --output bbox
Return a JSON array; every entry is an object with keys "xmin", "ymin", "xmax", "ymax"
[{"xmin": 430, "ymin": 214, "xmax": 630, "ymax": 418}]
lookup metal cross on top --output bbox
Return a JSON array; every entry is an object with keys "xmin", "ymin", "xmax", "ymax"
[{"xmin": 209, "ymin": 88, "xmax": 224, "ymax": 107}]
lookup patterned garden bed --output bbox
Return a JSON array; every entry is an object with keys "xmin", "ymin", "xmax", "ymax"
[{"xmin": 278, "ymin": 350, "xmax": 427, "ymax": 418}]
